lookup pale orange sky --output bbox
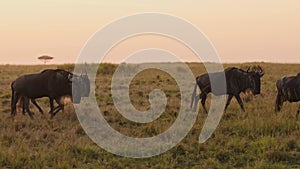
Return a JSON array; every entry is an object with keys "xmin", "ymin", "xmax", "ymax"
[{"xmin": 0, "ymin": 1, "xmax": 300, "ymax": 64}]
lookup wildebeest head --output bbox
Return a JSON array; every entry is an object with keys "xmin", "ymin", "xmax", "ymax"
[
  {"xmin": 246, "ymin": 66, "xmax": 264, "ymax": 95},
  {"xmin": 69, "ymin": 72, "xmax": 90, "ymax": 103}
]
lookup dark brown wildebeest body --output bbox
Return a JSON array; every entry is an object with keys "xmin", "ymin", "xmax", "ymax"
[{"xmin": 191, "ymin": 67, "xmax": 264, "ymax": 113}]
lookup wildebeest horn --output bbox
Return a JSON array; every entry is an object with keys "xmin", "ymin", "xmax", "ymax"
[
  {"xmin": 257, "ymin": 66, "xmax": 262, "ymax": 72},
  {"xmin": 246, "ymin": 67, "xmax": 250, "ymax": 73},
  {"xmin": 257, "ymin": 66, "xmax": 264, "ymax": 76},
  {"xmin": 68, "ymin": 74, "xmax": 73, "ymax": 81}
]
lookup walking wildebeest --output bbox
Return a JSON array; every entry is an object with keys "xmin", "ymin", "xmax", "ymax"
[
  {"xmin": 11, "ymin": 69, "xmax": 90, "ymax": 119},
  {"xmin": 275, "ymin": 73, "xmax": 300, "ymax": 118},
  {"xmin": 191, "ymin": 66, "xmax": 264, "ymax": 113}
]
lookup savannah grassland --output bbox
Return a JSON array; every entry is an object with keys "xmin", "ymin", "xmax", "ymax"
[{"xmin": 0, "ymin": 63, "xmax": 299, "ymax": 169}]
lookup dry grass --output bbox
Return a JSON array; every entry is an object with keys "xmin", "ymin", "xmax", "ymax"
[{"xmin": 0, "ymin": 63, "xmax": 299, "ymax": 168}]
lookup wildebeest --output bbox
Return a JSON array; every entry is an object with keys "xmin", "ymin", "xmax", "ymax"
[
  {"xmin": 11, "ymin": 69, "xmax": 90, "ymax": 119},
  {"xmin": 275, "ymin": 73, "xmax": 300, "ymax": 117},
  {"xmin": 191, "ymin": 66, "xmax": 264, "ymax": 113}
]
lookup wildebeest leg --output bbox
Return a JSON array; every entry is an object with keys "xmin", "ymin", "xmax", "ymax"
[
  {"xmin": 20, "ymin": 96, "xmax": 26, "ymax": 115},
  {"xmin": 55, "ymin": 97, "xmax": 65, "ymax": 112},
  {"xmin": 193, "ymin": 94, "xmax": 200, "ymax": 112},
  {"xmin": 11, "ymin": 89, "xmax": 15, "ymax": 117},
  {"xmin": 234, "ymin": 95, "xmax": 245, "ymax": 112},
  {"xmin": 50, "ymin": 97, "xmax": 65, "ymax": 119},
  {"xmin": 49, "ymin": 98, "xmax": 55, "ymax": 115},
  {"xmin": 50, "ymin": 106, "xmax": 63, "ymax": 119},
  {"xmin": 224, "ymin": 95, "xmax": 233, "ymax": 112},
  {"xmin": 275, "ymin": 93, "xmax": 283, "ymax": 113},
  {"xmin": 31, "ymin": 99, "xmax": 44, "ymax": 114},
  {"xmin": 51, "ymin": 108, "xmax": 63, "ymax": 119},
  {"xmin": 51, "ymin": 107, "xmax": 63, "ymax": 119},
  {"xmin": 24, "ymin": 97, "xmax": 34, "ymax": 119},
  {"xmin": 191, "ymin": 83, "xmax": 198, "ymax": 109},
  {"xmin": 51, "ymin": 103, "xmax": 64, "ymax": 114},
  {"xmin": 22, "ymin": 97, "xmax": 34, "ymax": 116},
  {"xmin": 52, "ymin": 105, "xmax": 62, "ymax": 112},
  {"xmin": 200, "ymin": 93, "xmax": 208, "ymax": 114},
  {"xmin": 11, "ymin": 92, "xmax": 21, "ymax": 117}
]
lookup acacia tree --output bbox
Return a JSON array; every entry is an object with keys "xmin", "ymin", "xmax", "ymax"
[{"xmin": 38, "ymin": 55, "xmax": 54, "ymax": 64}]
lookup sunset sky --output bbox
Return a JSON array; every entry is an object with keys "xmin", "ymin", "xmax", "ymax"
[{"xmin": 1, "ymin": 1, "xmax": 299, "ymax": 64}]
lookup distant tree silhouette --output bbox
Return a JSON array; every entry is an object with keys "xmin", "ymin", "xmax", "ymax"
[{"xmin": 38, "ymin": 55, "xmax": 54, "ymax": 64}]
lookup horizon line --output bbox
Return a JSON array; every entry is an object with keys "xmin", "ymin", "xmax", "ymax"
[{"xmin": 1, "ymin": 61, "xmax": 300, "ymax": 66}]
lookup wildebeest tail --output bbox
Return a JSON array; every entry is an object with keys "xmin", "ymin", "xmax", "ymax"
[
  {"xmin": 11, "ymin": 81, "xmax": 15, "ymax": 115},
  {"xmin": 275, "ymin": 79, "xmax": 283, "ymax": 112},
  {"xmin": 191, "ymin": 83, "xmax": 198, "ymax": 109}
]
